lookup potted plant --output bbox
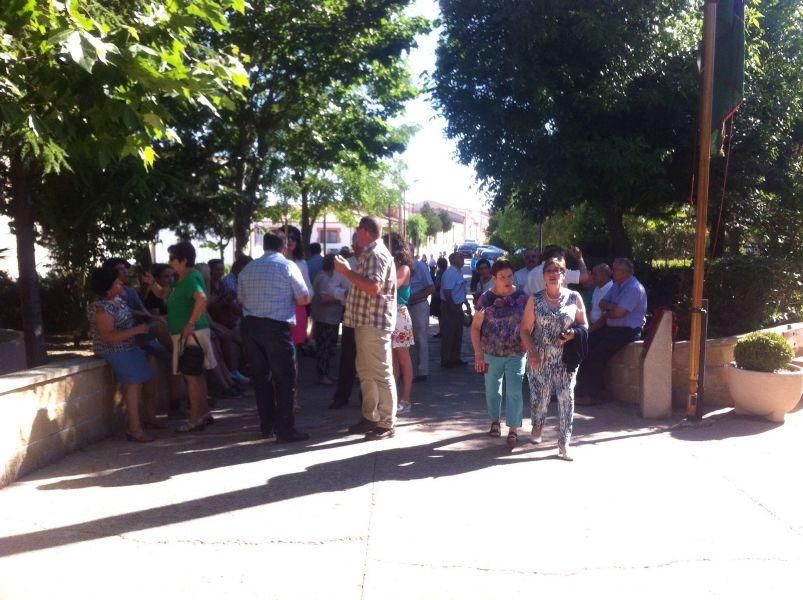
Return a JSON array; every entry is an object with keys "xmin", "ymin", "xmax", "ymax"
[{"xmin": 727, "ymin": 331, "xmax": 803, "ymax": 423}]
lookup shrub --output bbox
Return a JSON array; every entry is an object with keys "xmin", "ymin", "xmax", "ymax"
[
  {"xmin": 733, "ymin": 331, "xmax": 794, "ymax": 372},
  {"xmin": 635, "ymin": 256, "xmax": 803, "ymax": 339}
]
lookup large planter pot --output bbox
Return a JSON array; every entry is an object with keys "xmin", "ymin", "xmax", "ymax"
[{"xmin": 727, "ymin": 362, "xmax": 803, "ymax": 423}]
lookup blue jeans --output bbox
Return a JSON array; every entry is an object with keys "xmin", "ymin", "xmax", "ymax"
[{"xmin": 484, "ymin": 353, "xmax": 525, "ymax": 427}]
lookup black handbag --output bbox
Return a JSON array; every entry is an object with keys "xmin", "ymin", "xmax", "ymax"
[{"xmin": 177, "ymin": 334, "xmax": 205, "ymax": 376}]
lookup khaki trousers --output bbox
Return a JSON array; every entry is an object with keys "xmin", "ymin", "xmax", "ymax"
[{"xmin": 355, "ymin": 325, "xmax": 397, "ymax": 428}]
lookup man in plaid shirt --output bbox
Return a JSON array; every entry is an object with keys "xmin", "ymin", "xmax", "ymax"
[{"xmin": 334, "ymin": 216, "xmax": 398, "ymax": 440}]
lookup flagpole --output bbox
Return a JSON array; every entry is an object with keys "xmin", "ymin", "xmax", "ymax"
[{"xmin": 687, "ymin": 0, "xmax": 718, "ymax": 419}]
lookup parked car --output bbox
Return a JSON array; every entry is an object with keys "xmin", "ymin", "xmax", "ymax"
[
  {"xmin": 457, "ymin": 240, "xmax": 477, "ymax": 255},
  {"xmin": 471, "ymin": 245, "xmax": 506, "ymax": 269}
]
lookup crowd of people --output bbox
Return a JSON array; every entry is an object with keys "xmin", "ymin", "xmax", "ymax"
[{"xmin": 87, "ymin": 216, "xmax": 648, "ymax": 460}]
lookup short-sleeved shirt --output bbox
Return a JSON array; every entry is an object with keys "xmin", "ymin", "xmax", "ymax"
[
  {"xmin": 440, "ymin": 266, "xmax": 467, "ymax": 304},
  {"xmin": 514, "ymin": 267, "xmax": 531, "ymax": 290},
  {"xmin": 311, "ymin": 272, "xmax": 344, "ymax": 325},
  {"xmin": 238, "ymin": 251, "xmax": 309, "ymax": 324},
  {"xmin": 121, "ymin": 286, "xmax": 146, "ymax": 313},
  {"xmin": 143, "ymin": 292, "xmax": 167, "ymax": 316},
  {"xmin": 409, "ymin": 260, "xmax": 434, "ymax": 302},
  {"xmin": 603, "ymin": 275, "xmax": 647, "ymax": 329},
  {"xmin": 221, "ymin": 272, "xmax": 238, "ymax": 294},
  {"xmin": 477, "ymin": 289, "xmax": 528, "ymax": 356},
  {"xmin": 526, "ymin": 264, "xmax": 581, "ymax": 296},
  {"xmin": 166, "ymin": 270, "xmax": 211, "ymax": 334},
  {"xmin": 590, "ymin": 280, "xmax": 613, "ymax": 323},
  {"xmin": 343, "ymin": 239, "xmax": 397, "ymax": 331},
  {"xmin": 88, "ymin": 298, "xmax": 136, "ymax": 355},
  {"xmin": 307, "ymin": 254, "xmax": 323, "ymax": 287}
]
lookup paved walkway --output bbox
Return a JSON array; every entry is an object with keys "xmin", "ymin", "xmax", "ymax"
[{"xmin": 1, "ymin": 329, "xmax": 802, "ymax": 599}]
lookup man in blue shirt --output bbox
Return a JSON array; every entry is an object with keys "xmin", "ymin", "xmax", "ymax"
[
  {"xmin": 409, "ymin": 258, "xmax": 435, "ymax": 381},
  {"xmin": 306, "ymin": 242, "xmax": 324, "ymax": 284},
  {"xmin": 440, "ymin": 252, "xmax": 468, "ymax": 368},
  {"xmin": 576, "ymin": 258, "xmax": 647, "ymax": 405},
  {"xmin": 238, "ymin": 231, "xmax": 311, "ymax": 443}
]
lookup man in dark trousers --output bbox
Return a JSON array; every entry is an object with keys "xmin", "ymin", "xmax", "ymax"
[{"xmin": 238, "ymin": 231, "xmax": 311, "ymax": 443}]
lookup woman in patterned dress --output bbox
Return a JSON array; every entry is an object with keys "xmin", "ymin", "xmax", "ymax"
[
  {"xmin": 470, "ymin": 259, "xmax": 528, "ymax": 448},
  {"xmin": 387, "ymin": 233, "xmax": 415, "ymax": 413},
  {"xmin": 520, "ymin": 256, "xmax": 588, "ymax": 460},
  {"xmin": 88, "ymin": 266, "xmax": 155, "ymax": 442}
]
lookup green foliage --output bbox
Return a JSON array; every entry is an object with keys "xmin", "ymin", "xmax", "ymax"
[
  {"xmin": 708, "ymin": 0, "xmax": 803, "ymax": 258},
  {"xmin": 419, "ymin": 202, "xmax": 443, "ymax": 238},
  {"xmin": 406, "ymin": 214, "xmax": 428, "ymax": 248},
  {"xmin": 434, "ymin": 0, "xmax": 698, "ymax": 256},
  {"xmin": 635, "ymin": 255, "xmax": 803, "ymax": 340},
  {"xmin": 165, "ymin": 1, "xmax": 430, "ymax": 251},
  {"xmin": 0, "ymin": 271, "xmax": 22, "ymax": 330},
  {"xmin": 0, "ymin": 0, "xmax": 247, "ymax": 175},
  {"xmin": 437, "ymin": 208, "xmax": 452, "ymax": 233},
  {"xmin": 0, "ymin": 270, "xmax": 87, "ymax": 333},
  {"xmin": 733, "ymin": 331, "xmax": 794, "ymax": 372}
]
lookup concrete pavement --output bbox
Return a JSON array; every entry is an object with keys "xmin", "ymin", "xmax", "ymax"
[{"xmin": 0, "ymin": 328, "xmax": 801, "ymax": 599}]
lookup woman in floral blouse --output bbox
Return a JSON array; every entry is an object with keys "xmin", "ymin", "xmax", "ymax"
[
  {"xmin": 470, "ymin": 259, "xmax": 529, "ymax": 448},
  {"xmin": 88, "ymin": 266, "xmax": 155, "ymax": 442}
]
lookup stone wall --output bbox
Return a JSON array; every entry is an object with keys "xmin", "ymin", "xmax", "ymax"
[
  {"xmin": 1, "ymin": 358, "xmax": 125, "ymax": 488},
  {"xmin": 606, "ymin": 322, "xmax": 803, "ymax": 409}
]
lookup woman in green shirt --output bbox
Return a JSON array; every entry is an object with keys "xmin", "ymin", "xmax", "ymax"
[{"xmin": 146, "ymin": 241, "xmax": 216, "ymax": 432}]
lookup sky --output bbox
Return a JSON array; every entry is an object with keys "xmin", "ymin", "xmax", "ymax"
[{"xmin": 395, "ymin": 0, "xmax": 489, "ymax": 212}]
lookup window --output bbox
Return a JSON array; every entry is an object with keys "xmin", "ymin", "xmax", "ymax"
[{"xmin": 317, "ymin": 229, "xmax": 340, "ymax": 244}]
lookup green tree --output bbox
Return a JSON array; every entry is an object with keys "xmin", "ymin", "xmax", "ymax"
[
  {"xmin": 168, "ymin": 1, "xmax": 429, "ymax": 254},
  {"xmin": 438, "ymin": 208, "xmax": 453, "ymax": 234},
  {"xmin": 406, "ymin": 214, "xmax": 428, "ymax": 249},
  {"xmin": 419, "ymin": 202, "xmax": 442, "ymax": 238},
  {"xmin": 0, "ymin": 0, "xmax": 246, "ymax": 365},
  {"xmin": 708, "ymin": 1, "xmax": 803, "ymax": 258},
  {"xmin": 433, "ymin": 0, "xmax": 698, "ymax": 257}
]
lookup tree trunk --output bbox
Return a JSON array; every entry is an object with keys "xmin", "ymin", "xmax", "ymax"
[
  {"xmin": 601, "ymin": 200, "xmax": 632, "ymax": 259},
  {"xmin": 9, "ymin": 155, "xmax": 48, "ymax": 367},
  {"xmin": 300, "ymin": 185, "xmax": 311, "ymax": 257}
]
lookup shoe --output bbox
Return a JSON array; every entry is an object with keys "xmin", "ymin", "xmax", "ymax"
[
  {"xmin": 259, "ymin": 430, "xmax": 275, "ymax": 439},
  {"xmin": 396, "ymin": 402, "xmax": 411, "ymax": 414},
  {"xmin": 201, "ymin": 412, "xmax": 215, "ymax": 426},
  {"xmin": 348, "ymin": 417, "xmax": 379, "ymax": 434},
  {"xmin": 126, "ymin": 431, "xmax": 154, "ymax": 443},
  {"xmin": 318, "ymin": 376, "xmax": 336, "ymax": 386},
  {"xmin": 488, "ymin": 421, "xmax": 501, "ymax": 437},
  {"xmin": 175, "ymin": 420, "xmax": 205, "ymax": 433},
  {"xmin": 276, "ymin": 430, "xmax": 310, "ymax": 444},
  {"xmin": 365, "ymin": 427, "xmax": 395, "ymax": 441},
  {"xmin": 433, "ymin": 333, "xmax": 441, "ymax": 338},
  {"xmin": 530, "ymin": 426, "xmax": 542, "ymax": 444},
  {"xmin": 506, "ymin": 430, "xmax": 518, "ymax": 449},
  {"xmin": 230, "ymin": 370, "xmax": 251, "ymax": 384},
  {"xmin": 328, "ymin": 399, "xmax": 349, "ymax": 410},
  {"xmin": 558, "ymin": 444, "xmax": 574, "ymax": 461},
  {"xmin": 413, "ymin": 375, "xmax": 428, "ymax": 382}
]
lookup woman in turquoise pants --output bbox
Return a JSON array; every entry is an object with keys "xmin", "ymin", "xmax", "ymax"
[
  {"xmin": 520, "ymin": 256, "xmax": 588, "ymax": 460},
  {"xmin": 470, "ymin": 260, "xmax": 529, "ymax": 449}
]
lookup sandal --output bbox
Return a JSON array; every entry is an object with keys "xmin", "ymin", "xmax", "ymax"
[
  {"xmin": 558, "ymin": 444, "xmax": 574, "ymax": 461},
  {"xmin": 175, "ymin": 420, "xmax": 205, "ymax": 433},
  {"xmin": 506, "ymin": 430, "xmax": 518, "ymax": 449},
  {"xmin": 126, "ymin": 431, "xmax": 154, "ymax": 443},
  {"xmin": 488, "ymin": 421, "xmax": 501, "ymax": 437},
  {"xmin": 530, "ymin": 426, "xmax": 542, "ymax": 445}
]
